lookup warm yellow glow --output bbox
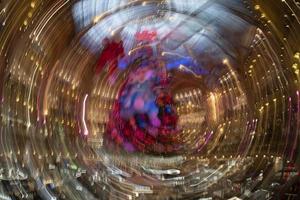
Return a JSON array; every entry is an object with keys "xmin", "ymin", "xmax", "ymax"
[
  {"xmin": 210, "ymin": 92, "xmax": 217, "ymax": 121},
  {"xmin": 30, "ymin": 2, "xmax": 36, "ymax": 8}
]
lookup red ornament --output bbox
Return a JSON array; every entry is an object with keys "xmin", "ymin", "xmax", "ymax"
[
  {"xmin": 135, "ymin": 30, "xmax": 157, "ymax": 42},
  {"xmin": 95, "ymin": 38, "xmax": 124, "ymax": 75}
]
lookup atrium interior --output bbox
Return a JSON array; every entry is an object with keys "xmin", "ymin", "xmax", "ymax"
[{"xmin": 0, "ymin": 0, "xmax": 299, "ymax": 199}]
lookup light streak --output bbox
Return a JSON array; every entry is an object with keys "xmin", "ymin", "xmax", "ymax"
[{"xmin": 82, "ymin": 94, "xmax": 89, "ymax": 136}]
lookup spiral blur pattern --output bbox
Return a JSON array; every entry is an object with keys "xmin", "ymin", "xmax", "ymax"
[{"xmin": 0, "ymin": 0, "xmax": 300, "ymax": 199}]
